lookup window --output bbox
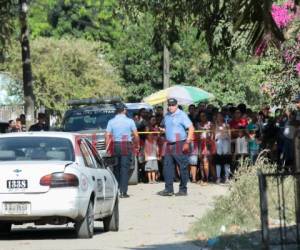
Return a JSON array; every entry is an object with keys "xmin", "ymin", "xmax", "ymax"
[
  {"xmin": 0, "ymin": 137, "xmax": 74, "ymax": 161},
  {"xmin": 85, "ymin": 140, "xmax": 104, "ymax": 169},
  {"xmin": 79, "ymin": 141, "xmax": 95, "ymax": 168},
  {"xmin": 63, "ymin": 110, "xmax": 115, "ymax": 132}
]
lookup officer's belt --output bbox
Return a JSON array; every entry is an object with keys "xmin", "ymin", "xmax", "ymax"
[
  {"xmin": 113, "ymin": 141, "xmax": 132, "ymax": 144},
  {"xmin": 166, "ymin": 140, "xmax": 185, "ymax": 145}
]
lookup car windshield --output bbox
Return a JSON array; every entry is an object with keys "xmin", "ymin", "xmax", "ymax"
[
  {"xmin": 0, "ymin": 137, "xmax": 75, "ymax": 161},
  {"xmin": 63, "ymin": 110, "xmax": 115, "ymax": 132}
]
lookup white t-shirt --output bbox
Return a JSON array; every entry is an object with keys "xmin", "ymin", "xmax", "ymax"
[
  {"xmin": 235, "ymin": 136, "xmax": 248, "ymax": 154},
  {"xmin": 283, "ymin": 122, "xmax": 296, "ymax": 140}
]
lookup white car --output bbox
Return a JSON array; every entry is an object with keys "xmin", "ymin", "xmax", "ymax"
[{"xmin": 0, "ymin": 132, "xmax": 119, "ymax": 238}]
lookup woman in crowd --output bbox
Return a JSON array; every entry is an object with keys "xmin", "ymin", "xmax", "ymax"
[
  {"xmin": 215, "ymin": 113, "xmax": 231, "ymax": 183},
  {"xmin": 197, "ymin": 111, "xmax": 215, "ymax": 184},
  {"xmin": 144, "ymin": 116, "xmax": 160, "ymax": 183}
]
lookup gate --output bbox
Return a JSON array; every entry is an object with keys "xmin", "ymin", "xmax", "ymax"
[{"xmin": 258, "ymin": 131, "xmax": 300, "ymax": 249}]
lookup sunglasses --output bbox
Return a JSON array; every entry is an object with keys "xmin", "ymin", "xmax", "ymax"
[{"xmin": 168, "ymin": 104, "xmax": 176, "ymax": 106}]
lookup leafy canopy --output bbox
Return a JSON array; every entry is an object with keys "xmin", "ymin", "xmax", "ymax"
[{"xmin": 0, "ymin": 38, "xmax": 123, "ymax": 115}]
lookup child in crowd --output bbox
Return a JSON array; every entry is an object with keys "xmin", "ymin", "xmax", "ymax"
[
  {"xmin": 215, "ymin": 113, "xmax": 231, "ymax": 184},
  {"xmin": 197, "ymin": 111, "xmax": 215, "ymax": 185},
  {"xmin": 144, "ymin": 116, "xmax": 160, "ymax": 183},
  {"xmin": 248, "ymin": 129, "xmax": 260, "ymax": 165},
  {"xmin": 234, "ymin": 127, "xmax": 248, "ymax": 170}
]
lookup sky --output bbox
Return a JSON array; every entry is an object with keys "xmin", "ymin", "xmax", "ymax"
[{"xmin": 0, "ymin": 74, "xmax": 19, "ymax": 105}]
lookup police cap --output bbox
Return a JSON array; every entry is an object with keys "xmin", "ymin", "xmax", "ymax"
[
  {"xmin": 167, "ymin": 98, "xmax": 178, "ymax": 106},
  {"xmin": 115, "ymin": 103, "xmax": 127, "ymax": 113}
]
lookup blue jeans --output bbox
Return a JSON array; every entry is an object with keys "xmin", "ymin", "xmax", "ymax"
[
  {"xmin": 113, "ymin": 142, "xmax": 132, "ymax": 194},
  {"xmin": 163, "ymin": 141, "xmax": 189, "ymax": 193}
]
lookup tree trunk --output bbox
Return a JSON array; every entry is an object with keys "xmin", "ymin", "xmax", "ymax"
[
  {"xmin": 163, "ymin": 44, "xmax": 170, "ymax": 113},
  {"xmin": 19, "ymin": 0, "xmax": 35, "ymax": 129}
]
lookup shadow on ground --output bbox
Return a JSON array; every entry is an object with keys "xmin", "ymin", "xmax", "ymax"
[
  {"xmin": 0, "ymin": 225, "xmax": 105, "ymax": 240},
  {"xmin": 128, "ymin": 225, "xmax": 300, "ymax": 250}
]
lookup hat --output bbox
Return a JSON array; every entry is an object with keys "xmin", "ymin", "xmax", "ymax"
[
  {"xmin": 115, "ymin": 103, "xmax": 127, "ymax": 112},
  {"xmin": 292, "ymin": 93, "xmax": 300, "ymax": 103},
  {"xmin": 167, "ymin": 98, "xmax": 178, "ymax": 106},
  {"xmin": 37, "ymin": 113, "xmax": 46, "ymax": 119}
]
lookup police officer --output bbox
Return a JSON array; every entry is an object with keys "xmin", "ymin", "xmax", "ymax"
[
  {"xmin": 105, "ymin": 103, "xmax": 140, "ymax": 198},
  {"xmin": 158, "ymin": 98, "xmax": 195, "ymax": 196}
]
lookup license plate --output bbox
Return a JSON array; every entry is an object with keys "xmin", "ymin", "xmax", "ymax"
[
  {"xmin": 3, "ymin": 202, "xmax": 31, "ymax": 215},
  {"xmin": 7, "ymin": 180, "xmax": 28, "ymax": 189}
]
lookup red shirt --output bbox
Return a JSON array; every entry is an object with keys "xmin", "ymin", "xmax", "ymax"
[{"xmin": 229, "ymin": 118, "xmax": 248, "ymax": 129}]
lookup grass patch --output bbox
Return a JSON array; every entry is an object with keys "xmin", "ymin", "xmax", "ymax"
[{"xmin": 188, "ymin": 157, "xmax": 296, "ymax": 249}]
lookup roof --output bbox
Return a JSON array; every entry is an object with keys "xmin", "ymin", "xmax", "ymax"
[
  {"xmin": 64, "ymin": 104, "xmax": 117, "ymax": 117},
  {"xmin": 125, "ymin": 103, "xmax": 153, "ymax": 110},
  {"xmin": 0, "ymin": 131, "xmax": 79, "ymax": 140}
]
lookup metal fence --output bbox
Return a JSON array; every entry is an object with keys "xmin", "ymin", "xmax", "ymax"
[
  {"xmin": 259, "ymin": 132, "xmax": 300, "ymax": 249},
  {"xmin": 259, "ymin": 171, "xmax": 300, "ymax": 249},
  {"xmin": 0, "ymin": 105, "xmax": 24, "ymax": 121}
]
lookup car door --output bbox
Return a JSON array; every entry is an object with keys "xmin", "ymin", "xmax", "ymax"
[
  {"xmin": 79, "ymin": 140, "xmax": 105, "ymax": 216},
  {"xmin": 85, "ymin": 140, "xmax": 116, "ymax": 214}
]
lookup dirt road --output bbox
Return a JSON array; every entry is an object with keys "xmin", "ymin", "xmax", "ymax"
[{"xmin": 0, "ymin": 183, "xmax": 228, "ymax": 250}]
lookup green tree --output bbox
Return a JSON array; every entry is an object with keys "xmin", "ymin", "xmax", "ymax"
[
  {"xmin": 44, "ymin": 0, "xmax": 122, "ymax": 45},
  {"xmin": 111, "ymin": 15, "xmax": 162, "ymax": 101},
  {"xmin": 0, "ymin": 0, "xmax": 17, "ymax": 59},
  {"xmin": 119, "ymin": 0, "xmax": 280, "ymax": 58},
  {"xmin": 1, "ymin": 38, "xmax": 124, "ymax": 116}
]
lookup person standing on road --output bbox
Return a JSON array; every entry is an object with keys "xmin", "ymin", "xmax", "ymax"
[
  {"xmin": 105, "ymin": 103, "xmax": 140, "ymax": 198},
  {"xmin": 29, "ymin": 113, "xmax": 49, "ymax": 131},
  {"xmin": 158, "ymin": 98, "xmax": 195, "ymax": 197}
]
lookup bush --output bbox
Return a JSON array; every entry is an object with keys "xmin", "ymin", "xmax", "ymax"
[
  {"xmin": 188, "ymin": 157, "xmax": 296, "ymax": 249},
  {"xmin": 1, "ymin": 37, "xmax": 124, "ymax": 116}
]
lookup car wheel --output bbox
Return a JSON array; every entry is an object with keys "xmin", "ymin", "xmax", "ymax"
[
  {"xmin": 75, "ymin": 201, "xmax": 94, "ymax": 238},
  {"xmin": 0, "ymin": 222, "xmax": 12, "ymax": 235},
  {"xmin": 103, "ymin": 195, "xmax": 119, "ymax": 232}
]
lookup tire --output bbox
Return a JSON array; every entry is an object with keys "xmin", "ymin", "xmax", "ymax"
[
  {"xmin": 75, "ymin": 201, "xmax": 94, "ymax": 238},
  {"xmin": 0, "ymin": 222, "xmax": 11, "ymax": 235},
  {"xmin": 103, "ymin": 196, "xmax": 119, "ymax": 232},
  {"xmin": 128, "ymin": 156, "xmax": 138, "ymax": 185}
]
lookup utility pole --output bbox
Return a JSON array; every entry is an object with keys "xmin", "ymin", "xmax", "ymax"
[
  {"xmin": 163, "ymin": 44, "xmax": 170, "ymax": 114},
  {"xmin": 19, "ymin": 0, "xmax": 35, "ymax": 129}
]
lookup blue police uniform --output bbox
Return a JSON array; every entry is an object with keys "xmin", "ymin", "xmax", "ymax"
[
  {"xmin": 162, "ymin": 108, "xmax": 192, "ymax": 194},
  {"xmin": 106, "ymin": 113, "xmax": 137, "ymax": 194}
]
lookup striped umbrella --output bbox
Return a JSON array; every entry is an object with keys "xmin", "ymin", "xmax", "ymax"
[{"xmin": 143, "ymin": 85, "xmax": 214, "ymax": 105}]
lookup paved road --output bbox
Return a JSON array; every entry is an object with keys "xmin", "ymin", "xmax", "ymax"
[{"xmin": 0, "ymin": 183, "xmax": 228, "ymax": 250}]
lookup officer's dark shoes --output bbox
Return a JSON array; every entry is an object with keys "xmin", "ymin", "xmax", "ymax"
[
  {"xmin": 175, "ymin": 191, "xmax": 188, "ymax": 197},
  {"xmin": 157, "ymin": 190, "xmax": 174, "ymax": 196},
  {"xmin": 120, "ymin": 192, "xmax": 130, "ymax": 198}
]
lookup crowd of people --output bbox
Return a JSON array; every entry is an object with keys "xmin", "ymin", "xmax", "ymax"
[
  {"xmin": 6, "ymin": 113, "xmax": 49, "ymax": 133},
  {"xmin": 133, "ymin": 98, "xmax": 300, "ymax": 185}
]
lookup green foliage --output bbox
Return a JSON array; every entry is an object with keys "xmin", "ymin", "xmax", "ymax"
[
  {"xmin": 110, "ymin": 14, "xmax": 162, "ymax": 101},
  {"xmin": 196, "ymin": 55, "xmax": 278, "ymax": 107},
  {"xmin": 1, "ymin": 0, "xmax": 295, "ymax": 109},
  {"xmin": 1, "ymin": 38, "xmax": 123, "ymax": 116},
  {"xmin": 0, "ymin": 0, "xmax": 18, "ymax": 58},
  {"xmin": 111, "ymin": 15, "xmax": 267, "ymax": 105},
  {"xmin": 34, "ymin": 0, "xmax": 123, "ymax": 45},
  {"xmin": 189, "ymin": 158, "xmax": 296, "ymax": 249},
  {"xmin": 265, "ymin": 10, "xmax": 300, "ymax": 106},
  {"xmin": 28, "ymin": 0, "xmax": 56, "ymax": 38}
]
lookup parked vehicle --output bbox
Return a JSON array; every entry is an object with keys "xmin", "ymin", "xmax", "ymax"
[
  {"xmin": 0, "ymin": 132, "xmax": 119, "ymax": 238},
  {"xmin": 125, "ymin": 103, "xmax": 153, "ymax": 118},
  {"xmin": 61, "ymin": 98, "xmax": 139, "ymax": 184},
  {"xmin": 0, "ymin": 121, "xmax": 8, "ymax": 133}
]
